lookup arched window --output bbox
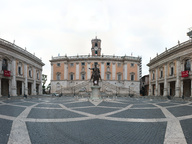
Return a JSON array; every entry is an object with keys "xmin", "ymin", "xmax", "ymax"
[
  {"xmin": 2, "ymin": 59, "xmax": 8, "ymax": 71},
  {"xmin": 185, "ymin": 59, "xmax": 191, "ymax": 71},
  {"xmin": 95, "ymin": 43, "xmax": 97, "ymax": 47}
]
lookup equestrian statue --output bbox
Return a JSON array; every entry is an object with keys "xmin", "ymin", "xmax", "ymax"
[{"xmin": 89, "ymin": 64, "xmax": 102, "ymax": 85}]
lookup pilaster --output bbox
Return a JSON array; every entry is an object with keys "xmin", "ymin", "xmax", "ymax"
[
  {"xmin": 101, "ymin": 62, "xmax": 104, "ymax": 79},
  {"xmin": 164, "ymin": 64, "xmax": 168, "ymax": 96},
  {"xmin": 155, "ymin": 68, "xmax": 158, "ymax": 96},
  {"xmin": 51, "ymin": 63, "xmax": 53, "ymax": 80},
  {"xmin": 175, "ymin": 59, "xmax": 181, "ymax": 97},
  {"xmin": 148, "ymin": 70, "xmax": 152, "ymax": 96},
  {"xmin": 112, "ymin": 62, "xmax": 116, "ymax": 80},
  {"xmin": 33, "ymin": 67, "xmax": 36, "ymax": 95},
  {"xmin": 87, "ymin": 62, "xmax": 91, "ymax": 80},
  {"xmin": 24, "ymin": 63, "xmax": 28, "ymax": 95},
  {"xmin": 64, "ymin": 62, "xmax": 68, "ymax": 80},
  {"xmin": 123, "ymin": 62, "xmax": 127, "ymax": 80},
  {"xmin": 76, "ymin": 62, "xmax": 79, "ymax": 80},
  {"xmin": 11, "ymin": 59, "xmax": 17, "ymax": 96}
]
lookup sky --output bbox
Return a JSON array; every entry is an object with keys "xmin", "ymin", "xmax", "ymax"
[{"xmin": 0, "ymin": 0, "xmax": 192, "ymax": 86}]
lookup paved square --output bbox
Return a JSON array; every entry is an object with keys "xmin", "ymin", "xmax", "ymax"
[{"xmin": 0, "ymin": 96, "xmax": 191, "ymax": 144}]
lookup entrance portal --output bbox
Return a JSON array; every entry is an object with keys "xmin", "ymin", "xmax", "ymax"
[
  {"xmin": 1, "ymin": 79, "xmax": 9, "ymax": 96},
  {"xmin": 28, "ymin": 82, "xmax": 32, "ymax": 95},
  {"xmin": 183, "ymin": 79, "xmax": 191, "ymax": 97},
  {"xmin": 17, "ymin": 81, "xmax": 22, "ymax": 96},
  {"xmin": 170, "ymin": 81, "xmax": 175, "ymax": 96},
  {"xmin": 160, "ymin": 83, "xmax": 164, "ymax": 96}
]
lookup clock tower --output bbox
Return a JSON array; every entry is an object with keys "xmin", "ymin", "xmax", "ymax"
[{"xmin": 91, "ymin": 36, "xmax": 101, "ymax": 56}]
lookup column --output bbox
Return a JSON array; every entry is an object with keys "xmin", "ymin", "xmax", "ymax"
[
  {"xmin": 112, "ymin": 62, "xmax": 116, "ymax": 80},
  {"xmin": 0, "ymin": 58, "xmax": 2, "ymax": 72},
  {"xmin": 0, "ymin": 79, "xmax": 1, "ymax": 97},
  {"xmin": 191, "ymin": 79, "xmax": 192, "ymax": 97},
  {"xmin": 155, "ymin": 68, "xmax": 158, "ymax": 96},
  {"xmin": 33, "ymin": 67, "xmax": 36, "ymax": 95},
  {"xmin": 24, "ymin": 63, "xmax": 28, "ymax": 95},
  {"xmin": 87, "ymin": 62, "xmax": 91, "ymax": 80},
  {"xmin": 22, "ymin": 82, "xmax": 24, "ymax": 95},
  {"xmin": 167, "ymin": 82, "xmax": 170, "ymax": 96},
  {"xmin": 175, "ymin": 59, "xmax": 181, "ymax": 97},
  {"xmin": 123, "ymin": 62, "xmax": 127, "ymax": 80},
  {"xmin": 164, "ymin": 64, "xmax": 168, "ymax": 96},
  {"xmin": 158, "ymin": 84, "xmax": 160, "ymax": 96},
  {"xmin": 64, "ymin": 62, "xmax": 68, "ymax": 80},
  {"xmin": 76, "ymin": 62, "xmax": 79, "ymax": 80},
  {"xmin": 148, "ymin": 70, "xmax": 152, "ymax": 96},
  {"xmin": 101, "ymin": 62, "xmax": 104, "ymax": 79},
  {"xmin": 11, "ymin": 59, "xmax": 17, "ymax": 96},
  {"xmin": 51, "ymin": 63, "xmax": 53, "ymax": 80},
  {"xmin": 39, "ymin": 70, "xmax": 42, "ymax": 95},
  {"xmin": 180, "ymin": 80, "xmax": 183, "ymax": 96}
]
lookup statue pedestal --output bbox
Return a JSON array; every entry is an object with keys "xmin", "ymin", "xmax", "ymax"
[{"xmin": 91, "ymin": 86, "xmax": 101, "ymax": 100}]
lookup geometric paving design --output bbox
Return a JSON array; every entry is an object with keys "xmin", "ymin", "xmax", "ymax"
[{"xmin": 0, "ymin": 96, "xmax": 191, "ymax": 144}]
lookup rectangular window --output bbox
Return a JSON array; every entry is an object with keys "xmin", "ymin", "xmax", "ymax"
[
  {"xmin": 70, "ymin": 63, "xmax": 74, "ymax": 67},
  {"xmin": 29, "ymin": 70, "xmax": 32, "ymax": 78},
  {"xmin": 171, "ymin": 67, "xmax": 174, "ymax": 76},
  {"xmin": 18, "ymin": 67, "xmax": 21, "ymax": 75},
  {"xmin": 131, "ymin": 75, "xmax": 134, "ymax": 81},
  {"xmin": 57, "ymin": 63, "xmax": 60, "ymax": 67},
  {"xmin": 82, "ymin": 74, "xmax": 85, "ymax": 80},
  {"xmin": 57, "ymin": 74, "xmax": 60, "ymax": 80},
  {"xmin": 160, "ymin": 71, "xmax": 163, "ymax": 78},
  {"xmin": 118, "ymin": 74, "xmax": 121, "ymax": 81},
  {"xmin": 118, "ymin": 63, "xmax": 121, "ymax": 67},
  {"xmin": 81, "ymin": 62, "xmax": 85, "ymax": 66},
  {"xmin": 107, "ymin": 74, "xmax": 110, "ymax": 80},
  {"xmin": 131, "ymin": 63, "xmax": 134, "ymax": 67},
  {"xmin": 107, "ymin": 62, "xmax": 110, "ymax": 66},
  {"xmin": 70, "ymin": 74, "xmax": 73, "ymax": 80}
]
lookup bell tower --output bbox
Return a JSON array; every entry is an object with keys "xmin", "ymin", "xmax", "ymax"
[{"xmin": 91, "ymin": 36, "xmax": 101, "ymax": 56}]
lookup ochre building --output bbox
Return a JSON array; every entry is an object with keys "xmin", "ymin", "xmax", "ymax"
[
  {"xmin": 0, "ymin": 38, "xmax": 44, "ymax": 97},
  {"xmin": 50, "ymin": 37, "xmax": 142, "ymax": 95},
  {"xmin": 147, "ymin": 39, "xmax": 192, "ymax": 97}
]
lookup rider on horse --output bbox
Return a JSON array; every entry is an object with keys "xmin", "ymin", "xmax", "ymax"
[{"xmin": 89, "ymin": 64, "xmax": 102, "ymax": 85}]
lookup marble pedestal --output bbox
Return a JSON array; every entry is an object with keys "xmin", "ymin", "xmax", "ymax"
[{"xmin": 91, "ymin": 86, "xmax": 101, "ymax": 100}]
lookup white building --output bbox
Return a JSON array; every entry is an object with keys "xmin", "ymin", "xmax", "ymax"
[{"xmin": 0, "ymin": 38, "xmax": 44, "ymax": 97}]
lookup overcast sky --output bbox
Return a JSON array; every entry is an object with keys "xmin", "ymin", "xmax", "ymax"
[{"xmin": 0, "ymin": 0, "xmax": 192, "ymax": 85}]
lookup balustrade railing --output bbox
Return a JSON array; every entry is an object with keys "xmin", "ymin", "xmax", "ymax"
[{"xmin": 0, "ymin": 38, "xmax": 42, "ymax": 62}]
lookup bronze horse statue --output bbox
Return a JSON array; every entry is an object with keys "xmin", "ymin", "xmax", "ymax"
[{"xmin": 89, "ymin": 64, "xmax": 102, "ymax": 85}]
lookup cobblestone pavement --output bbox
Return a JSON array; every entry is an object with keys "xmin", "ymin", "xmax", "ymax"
[{"xmin": 0, "ymin": 96, "xmax": 192, "ymax": 144}]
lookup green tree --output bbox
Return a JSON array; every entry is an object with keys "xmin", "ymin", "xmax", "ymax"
[{"xmin": 42, "ymin": 74, "xmax": 47, "ymax": 94}]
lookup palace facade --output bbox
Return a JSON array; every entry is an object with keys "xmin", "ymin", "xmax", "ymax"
[
  {"xmin": 147, "ymin": 38, "xmax": 192, "ymax": 97},
  {"xmin": 0, "ymin": 38, "xmax": 44, "ymax": 97},
  {"xmin": 50, "ymin": 37, "xmax": 142, "ymax": 95}
]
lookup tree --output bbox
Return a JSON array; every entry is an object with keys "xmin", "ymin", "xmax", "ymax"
[{"xmin": 42, "ymin": 74, "xmax": 47, "ymax": 94}]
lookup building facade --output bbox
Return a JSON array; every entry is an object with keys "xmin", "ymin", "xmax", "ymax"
[
  {"xmin": 147, "ymin": 39, "xmax": 192, "ymax": 97},
  {"xmin": 50, "ymin": 37, "xmax": 142, "ymax": 95},
  {"xmin": 140, "ymin": 75, "xmax": 149, "ymax": 96},
  {"xmin": 0, "ymin": 38, "xmax": 44, "ymax": 97}
]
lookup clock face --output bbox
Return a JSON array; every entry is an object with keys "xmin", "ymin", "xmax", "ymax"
[{"xmin": 94, "ymin": 47, "xmax": 98, "ymax": 50}]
